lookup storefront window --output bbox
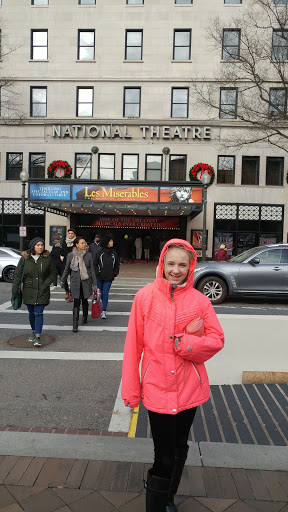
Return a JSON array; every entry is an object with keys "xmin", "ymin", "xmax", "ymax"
[
  {"xmin": 122, "ymin": 154, "xmax": 138, "ymax": 180},
  {"xmin": 169, "ymin": 154, "xmax": 186, "ymax": 181},
  {"xmin": 99, "ymin": 154, "xmax": 115, "ymax": 180},
  {"xmin": 266, "ymin": 157, "xmax": 283, "ymax": 186},
  {"xmin": 75, "ymin": 154, "xmax": 91, "ymax": 179},
  {"xmin": 241, "ymin": 156, "xmax": 259, "ymax": 185},
  {"xmin": 29, "ymin": 153, "xmax": 45, "ymax": 178},
  {"xmin": 6, "ymin": 153, "xmax": 23, "ymax": 180},
  {"xmin": 146, "ymin": 155, "xmax": 162, "ymax": 180}
]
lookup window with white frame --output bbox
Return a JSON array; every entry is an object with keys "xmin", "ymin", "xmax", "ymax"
[
  {"xmin": 6, "ymin": 153, "xmax": 23, "ymax": 180},
  {"xmin": 122, "ymin": 154, "xmax": 138, "ymax": 180},
  {"xmin": 126, "ymin": 0, "xmax": 144, "ymax": 4},
  {"xmin": 31, "ymin": 0, "xmax": 49, "ymax": 5},
  {"xmin": 77, "ymin": 87, "xmax": 93, "ymax": 116},
  {"xmin": 274, "ymin": 0, "xmax": 288, "ymax": 4},
  {"xmin": 146, "ymin": 155, "xmax": 162, "ymax": 180},
  {"xmin": 222, "ymin": 29, "xmax": 240, "ymax": 60},
  {"xmin": 272, "ymin": 29, "xmax": 288, "ymax": 61},
  {"xmin": 75, "ymin": 154, "xmax": 91, "ymax": 179},
  {"xmin": 217, "ymin": 156, "xmax": 235, "ymax": 184},
  {"xmin": 31, "ymin": 30, "xmax": 48, "ymax": 60},
  {"xmin": 99, "ymin": 154, "xmax": 115, "ymax": 180},
  {"xmin": 78, "ymin": 30, "xmax": 95, "ymax": 60},
  {"xmin": 125, "ymin": 30, "xmax": 143, "ymax": 60},
  {"xmin": 175, "ymin": 0, "xmax": 193, "ymax": 4},
  {"xmin": 173, "ymin": 30, "xmax": 191, "ymax": 60},
  {"xmin": 220, "ymin": 88, "xmax": 237, "ymax": 118},
  {"xmin": 171, "ymin": 88, "xmax": 189, "ymax": 118},
  {"xmin": 269, "ymin": 88, "xmax": 287, "ymax": 117},
  {"xmin": 79, "ymin": 0, "xmax": 96, "ymax": 5},
  {"xmin": 30, "ymin": 87, "xmax": 47, "ymax": 117},
  {"xmin": 124, "ymin": 87, "xmax": 141, "ymax": 117},
  {"xmin": 224, "ymin": 0, "xmax": 242, "ymax": 4},
  {"xmin": 29, "ymin": 153, "xmax": 46, "ymax": 179}
]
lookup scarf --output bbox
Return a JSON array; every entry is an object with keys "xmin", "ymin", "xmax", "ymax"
[
  {"xmin": 66, "ymin": 236, "xmax": 76, "ymax": 248},
  {"xmin": 70, "ymin": 247, "xmax": 89, "ymax": 281}
]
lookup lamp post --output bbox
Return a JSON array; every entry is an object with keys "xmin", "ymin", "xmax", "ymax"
[
  {"xmin": 19, "ymin": 169, "xmax": 29, "ymax": 251},
  {"xmin": 162, "ymin": 147, "xmax": 170, "ymax": 181},
  {"xmin": 200, "ymin": 169, "xmax": 211, "ymax": 262}
]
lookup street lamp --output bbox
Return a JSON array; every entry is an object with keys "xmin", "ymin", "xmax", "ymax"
[
  {"xmin": 162, "ymin": 147, "xmax": 170, "ymax": 181},
  {"xmin": 19, "ymin": 168, "xmax": 29, "ymax": 251},
  {"xmin": 200, "ymin": 169, "xmax": 211, "ymax": 262}
]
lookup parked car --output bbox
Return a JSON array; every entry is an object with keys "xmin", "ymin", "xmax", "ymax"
[
  {"xmin": 193, "ymin": 243, "xmax": 288, "ymax": 305},
  {"xmin": 0, "ymin": 247, "xmax": 22, "ymax": 283}
]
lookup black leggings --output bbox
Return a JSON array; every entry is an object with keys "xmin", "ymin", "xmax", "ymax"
[{"xmin": 148, "ymin": 407, "xmax": 197, "ymax": 478}]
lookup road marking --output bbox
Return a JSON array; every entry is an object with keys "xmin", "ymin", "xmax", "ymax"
[
  {"xmin": 0, "ymin": 309, "xmax": 130, "ymax": 316},
  {"xmin": 0, "ymin": 324, "xmax": 127, "ymax": 332},
  {"xmin": 0, "ymin": 351, "xmax": 124, "ymax": 360},
  {"xmin": 128, "ymin": 406, "xmax": 139, "ymax": 438},
  {"xmin": 109, "ymin": 380, "xmax": 131, "ymax": 433}
]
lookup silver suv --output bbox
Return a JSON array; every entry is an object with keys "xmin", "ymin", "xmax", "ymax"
[{"xmin": 0, "ymin": 247, "xmax": 21, "ymax": 283}]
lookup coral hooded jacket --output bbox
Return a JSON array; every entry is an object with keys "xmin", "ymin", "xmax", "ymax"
[{"xmin": 121, "ymin": 239, "xmax": 224, "ymax": 415}]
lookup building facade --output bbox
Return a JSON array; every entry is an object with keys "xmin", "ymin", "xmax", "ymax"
[{"xmin": 0, "ymin": 0, "xmax": 287, "ymax": 257}]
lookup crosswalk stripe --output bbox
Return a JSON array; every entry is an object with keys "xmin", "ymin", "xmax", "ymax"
[
  {"xmin": 0, "ymin": 351, "xmax": 124, "ymax": 360},
  {"xmin": 0, "ymin": 310, "xmax": 130, "ymax": 316},
  {"xmin": 0, "ymin": 324, "xmax": 127, "ymax": 331}
]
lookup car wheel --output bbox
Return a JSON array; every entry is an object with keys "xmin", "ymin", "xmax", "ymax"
[
  {"xmin": 2, "ymin": 266, "xmax": 16, "ymax": 283},
  {"xmin": 198, "ymin": 276, "xmax": 227, "ymax": 305}
]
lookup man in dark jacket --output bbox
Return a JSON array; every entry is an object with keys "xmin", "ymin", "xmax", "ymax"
[
  {"xmin": 89, "ymin": 233, "xmax": 102, "ymax": 272},
  {"xmin": 95, "ymin": 235, "xmax": 119, "ymax": 319},
  {"xmin": 62, "ymin": 228, "xmax": 76, "ymax": 301}
]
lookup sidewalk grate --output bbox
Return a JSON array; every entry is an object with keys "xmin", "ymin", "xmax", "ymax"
[{"xmin": 135, "ymin": 384, "xmax": 288, "ymax": 446}]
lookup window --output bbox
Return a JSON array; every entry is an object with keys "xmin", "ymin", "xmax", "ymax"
[
  {"xmin": 173, "ymin": 30, "xmax": 191, "ymax": 60},
  {"xmin": 99, "ymin": 154, "xmax": 115, "ymax": 180},
  {"xmin": 124, "ymin": 87, "xmax": 141, "ymax": 117},
  {"xmin": 29, "ymin": 153, "xmax": 45, "ymax": 178},
  {"xmin": 77, "ymin": 87, "xmax": 93, "ymax": 116},
  {"xmin": 30, "ymin": 87, "xmax": 47, "ymax": 117},
  {"xmin": 175, "ymin": 0, "xmax": 193, "ymax": 4},
  {"xmin": 126, "ymin": 0, "xmax": 144, "ymax": 4},
  {"xmin": 125, "ymin": 30, "xmax": 143, "ymax": 60},
  {"xmin": 222, "ymin": 29, "xmax": 240, "ymax": 60},
  {"xmin": 31, "ymin": 0, "xmax": 49, "ymax": 5},
  {"xmin": 241, "ymin": 156, "xmax": 259, "ymax": 185},
  {"xmin": 171, "ymin": 88, "xmax": 189, "ymax": 118},
  {"xmin": 0, "ymin": 30, "xmax": 1, "ymax": 59},
  {"xmin": 78, "ymin": 30, "xmax": 95, "ymax": 60},
  {"xmin": 266, "ymin": 157, "xmax": 283, "ymax": 186},
  {"xmin": 224, "ymin": 0, "xmax": 242, "ymax": 3},
  {"xmin": 75, "ymin": 154, "xmax": 91, "ymax": 179},
  {"xmin": 269, "ymin": 88, "xmax": 286, "ymax": 116},
  {"xmin": 272, "ymin": 29, "xmax": 288, "ymax": 61},
  {"xmin": 257, "ymin": 249, "xmax": 282, "ymax": 264},
  {"xmin": 6, "ymin": 153, "xmax": 23, "ymax": 180},
  {"xmin": 79, "ymin": 0, "xmax": 96, "ymax": 4},
  {"xmin": 31, "ymin": 30, "xmax": 48, "ymax": 60},
  {"xmin": 146, "ymin": 155, "xmax": 162, "ymax": 180},
  {"xmin": 274, "ymin": 0, "xmax": 288, "ymax": 5},
  {"xmin": 122, "ymin": 154, "xmax": 138, "ymax": 180},
  {"xmin": 220, "ymin": 88, "xmax": 237, "ymax": 118},
  {"xmin": 217, "ymin": 156, "xmax": 235, "ymax": 184},
  {"xmin": 169, "ymin": 155, "xmax": 186, "ymax": 181}
]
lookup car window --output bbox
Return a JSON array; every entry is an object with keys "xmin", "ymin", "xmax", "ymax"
[
  {"xmin": 257, "ymin": 249, "xmax": 282, "ymax": 264},
  {"xmin": 281, "ymin": 249, "xmax": 288, "ymax": 263},
  {"xmin": 0, "ymin": 250, "xmax": 8, "ymax": 258}
]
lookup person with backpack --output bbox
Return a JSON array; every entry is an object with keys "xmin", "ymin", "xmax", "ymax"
[{"xmin": 95, "ymin": 235, "xmax": 119, "ymax": 319}]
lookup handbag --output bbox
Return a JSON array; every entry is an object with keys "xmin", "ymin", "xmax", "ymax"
[
  {"xmin": 11, "ymin": 260, "xmax": 26, "ymax": 311},
  {"xmin": 91, "ymin": 289, "xmax": 103, "ymax": 318}
]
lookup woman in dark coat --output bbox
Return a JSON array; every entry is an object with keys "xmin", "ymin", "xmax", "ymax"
[
  {"xmin": 61, "ymin": 236, "xmax": 97, "ymax": 332},
  {"xmin": 95, "ymin": 235, "xmax": 119, "ymax": 319},
  {"xmin": 12, "ymin": 237, "xmax": 56, "ymax": 347}
]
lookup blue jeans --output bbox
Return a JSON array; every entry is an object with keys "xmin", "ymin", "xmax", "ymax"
[
  {"xmin": 27, "ymin": 304, "xmax": 45, "ymax": 336},
  {"xmin": 97, "ymin": 280, "xmax": 112, "ymax": 311}
]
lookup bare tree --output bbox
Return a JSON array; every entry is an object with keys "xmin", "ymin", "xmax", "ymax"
[
  {"xmin": 0, "ymin": 29, "xmax": 24, "ymax": 123},
  {"xmin": 191, "ymin": 0, "xmax": 288, "ymax": 153}
]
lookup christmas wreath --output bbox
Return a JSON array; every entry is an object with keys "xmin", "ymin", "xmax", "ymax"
[
  {"xmin": 47, "ymin": 160, "xmax": 72, "ymax": 179},
  {"xmin": 189, "ymin": 162, "xmax": 215, "ymax": 186}
]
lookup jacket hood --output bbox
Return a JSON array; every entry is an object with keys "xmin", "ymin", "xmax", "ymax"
[
  {"xmin": 156, "ymin": 238, "xmax": 197, "ymax": 287},
  {"xmin": 22, "ymin": 250, "xmax": 50, "ymax": 259}
]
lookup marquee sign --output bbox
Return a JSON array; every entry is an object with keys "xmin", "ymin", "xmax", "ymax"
[{"xmin": 91, "ymin": 216, "xmax": 180, "ymax": 229}]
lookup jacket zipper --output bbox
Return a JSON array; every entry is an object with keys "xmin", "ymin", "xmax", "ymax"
[
  {"xmin": 192, "ymin": 362, "xmax": 202, "ymax": 386},
  {"xmin": 169, "ymin": 284, "xmax": 174, "ymax": 298}
]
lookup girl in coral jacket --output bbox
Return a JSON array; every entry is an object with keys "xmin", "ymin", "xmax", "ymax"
[{"xmin": 121, "ymin": 239, "xmax": 224, "ymax": 512}]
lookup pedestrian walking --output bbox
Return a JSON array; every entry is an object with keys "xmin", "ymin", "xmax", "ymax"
[
  {"xmin": 62, "ymin": 228, "xmax": 77, "ymax": 302},
  {"xmin": 61, "ymin": 236, "xmax": 97, "ymax": 332},
  {"xmin": 121, "ymin": 239, "xmax": 224, "ymax": 512},
  {"xmin": 118, "ymin": 234, "xmax": 130, "ymax": 264},
  {"xmin": 89, "ymin": 233, "xmax": 102, "ymax": 271},
  {"xmin": 143, "ymin": 235, "xmax": 153, "ymax": 261},
  {"xmin": 95, "ymin": 235, "xmax": 120, "ymax": 319},
  {"xmin": 134, "ymin": 236, "xmax": 142, "ymax": 260},
  {"xmin": 215, "ymin": 243, "xmax": 229, "ymax": 261},
  {"xmin": 50, "ymin": 239, "xmax": 64, "ymax": 288},
  {"xmin": 11, "ymin": 237, "xmax": 56, "ymax": 347}
]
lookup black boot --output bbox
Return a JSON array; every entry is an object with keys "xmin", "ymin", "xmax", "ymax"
[
  {"xmin": 82, "ymin": 301, "xmax": 88, "ymax": 325},
  {"xmin": 146, "ymin": 470, "xmax": 170, "ymax": 512},
  {"xmin": 166, "ymin": 449, "xmax": 188, "ymax": 512},
  {"xmin": 72, "ymin": 306, "xmax": 80, "ymax": 332}
]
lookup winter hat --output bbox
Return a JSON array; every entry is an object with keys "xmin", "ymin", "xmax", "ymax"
[
  {"xmin": 29, "ymin": 237, "xmax": 45, "ymax": 250},
  {"xmin": 95, "ymin": 233, "xmax": 101, "ymax": 239}
]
